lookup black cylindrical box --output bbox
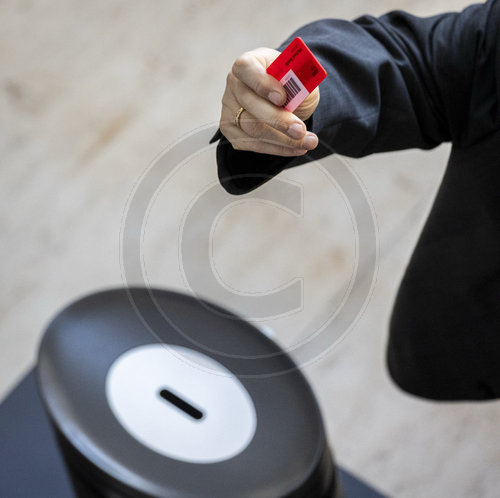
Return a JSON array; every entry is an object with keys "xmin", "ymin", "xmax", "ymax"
[{"xmin": 37, "ymin": 288, "xmax": 339, "ymax": 498}]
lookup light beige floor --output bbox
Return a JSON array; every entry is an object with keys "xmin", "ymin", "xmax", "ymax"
[{"xmin": 1, "ymin": 1, "xmax": 499, "ymax": 497}]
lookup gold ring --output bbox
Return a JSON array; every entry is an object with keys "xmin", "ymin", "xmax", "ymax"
[{"xmin": 234, "ymin": 107, "xmax": 245, "ymax": 129}]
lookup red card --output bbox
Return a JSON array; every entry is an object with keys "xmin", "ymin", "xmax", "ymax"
[{"xmin": 266, "ymin": 37, "xmax": 327, "ymax": 112}]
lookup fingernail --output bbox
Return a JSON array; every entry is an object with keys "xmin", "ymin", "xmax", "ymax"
[
  {"xmin": 302, "ymin": 132, "xmax": 318, "ymax": 150},
  {"xmin": 269, "ymin": 91, "xmax": 284, "ymax": 106},
  {"xmin": 287, "ymin": 123, "xmax": 305, "ymax": 139}
]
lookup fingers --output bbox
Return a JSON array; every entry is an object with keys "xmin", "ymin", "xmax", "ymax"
[
  {"xmin": 217, "ymin": 47, "xmax": 320, "ymax": 156},
  {"xmin": 224, "ymin": 122, "xmax": 309, "ymax": 157},
  {"xmin": 220, "ymin": 103, "xmax": 318, "ymax": 156},
  {"xmin": 219, "ymin": 83, "xmax": 318, "ymax": 155},
  {"xmin": 231, "ymin": 137, "xmax": 309, "ymax": 157},
  {"xmin": 232, "ymin": 48, "xmax": 287, "ymax": 106},
  {"xmin": 225, "ymin": 72, "xmax": 306, "ymax": 139},
  {"xmin": 236, "ymin": 107, "xmax": 318, "ymax": 150}
]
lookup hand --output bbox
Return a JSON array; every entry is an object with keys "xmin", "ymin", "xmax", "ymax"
[{"xmin": 219, "ymin": 47, "xmax": 320, "ymax": 156}]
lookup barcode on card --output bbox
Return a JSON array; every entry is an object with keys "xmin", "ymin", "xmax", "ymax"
[
  {"xmin": 283, "ymin": 78, "xmax": 301, "ymax": 105},
  {"xmin": 280, "ymin": 69, "xmax": 310, "ymax": 112}
]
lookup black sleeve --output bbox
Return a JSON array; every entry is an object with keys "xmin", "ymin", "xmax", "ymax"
[{"xmin": 215, "ymin": 0, "xmax": 500, "ymax": 194}]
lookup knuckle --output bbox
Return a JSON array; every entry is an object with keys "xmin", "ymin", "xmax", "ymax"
[
  {"xmin": 280, "ymin": 146, "xmax": 296, "ymax": 156},
  {"xmin": 283, "ymin": 135, "xmax": 298, "ymax": 148},
  {"xmin": 246, "ymin": 119, "xmax": 265, "ymax": 138},
  {"xmin": 220, "ymin": 118, "xmax": 232, "ymax": 135},
  {"xmin": 232, "ymin": 53, "xmax": 251, "ymax": 77},
  {"xmin": 269, "ymin": 116, "xmax": 286, "ymax": 133},
  {"xmin": 225, "ymin": 71, "xmax": 234, "ymax": 88},
  {"xmin": 253, "ymin": 79, "xmax": 270, "ymax": 98}
]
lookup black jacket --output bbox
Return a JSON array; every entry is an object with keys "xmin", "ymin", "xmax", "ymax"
[{"xmin": 213, "ymin": 0, "xmax": 500, "ymax": 401}]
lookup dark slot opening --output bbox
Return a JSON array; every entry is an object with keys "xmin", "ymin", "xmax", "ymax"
[{"xmin": 159, "ymin": 388, "xmax": 204, "ymax": 420}]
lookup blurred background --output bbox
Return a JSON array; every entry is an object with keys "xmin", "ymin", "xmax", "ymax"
[{"xmin": 1, "ymin": 0, "xmax": 499, "ymax": 496}]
